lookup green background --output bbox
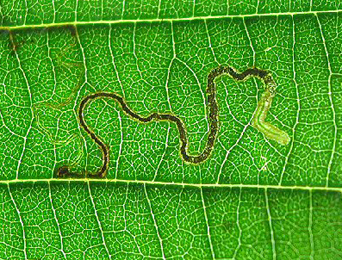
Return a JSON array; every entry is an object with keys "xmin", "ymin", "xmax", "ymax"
[{"xmin": 0, "ymin": 0, "xmax": 341, "ymax": 259}]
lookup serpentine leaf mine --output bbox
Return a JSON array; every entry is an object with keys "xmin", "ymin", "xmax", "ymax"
[{"xmin": 56, "ymin": 65, "xmax": 290, "ymax": 178}]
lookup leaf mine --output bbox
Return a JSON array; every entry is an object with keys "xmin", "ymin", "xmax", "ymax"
[{"xmin": 56, "ymin": 66, "xmax": 290, "ymax": 178}]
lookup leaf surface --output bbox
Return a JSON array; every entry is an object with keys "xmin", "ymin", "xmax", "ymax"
[{"xmin": 0, "ymin": 1, "xmax": 342, "ymax": 259}]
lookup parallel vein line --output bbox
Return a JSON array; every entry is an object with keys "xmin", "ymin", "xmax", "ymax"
[
  {"xmin": 9, "ymin": 34, "xmax": 34, "ymax": 180},
  {"xmin": 108, "ymin": 24, "xmax": 125, "ymax": 179},
  {"xmin": 143, "ymin": 184, "xmax": 166, "ymax": 260},
  {"xmin": 1, "ymin": 178, "xmax": 342, "ymax": 193},
  {"xmin": 315, "ymin": 14, "xmax": 338, "ymax": 188},
  {"xmin": 48, "ymin": 182, "xmax": 67, "ymax": 259},
  {"xmin": 265, "ymin": 188, "xmax": 277, "ymax": 260},
  {"xmin": 1, "ymin": 10, "xmax": 341, "ymax": 31},
  {"xmin": 87, "ymin": 182, "xmax": 112, "ymax": 259},
  {"xmin": 279, "ymin": 14, "xmax": 301, "ymax": 185},
  {"xmin": 7, "ymin": 184, "xmax": 27, "ymax": 260},
  {"xmin": 309, "ymin": 190, "xmax": 315, "ymax": 260},
  {"xmin": 200, "ymin": 187, "xmax": 216, "ymax": 259}
]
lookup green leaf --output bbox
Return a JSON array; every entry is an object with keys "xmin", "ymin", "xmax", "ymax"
[{"xmin": 1, "ymin": 1, "xmax": 342, "ymax": 259}]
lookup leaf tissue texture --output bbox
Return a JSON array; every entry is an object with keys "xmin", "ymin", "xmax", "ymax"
[{"xmin": 0, "ymin": 0, "xmax": 342, "ymax": 259}]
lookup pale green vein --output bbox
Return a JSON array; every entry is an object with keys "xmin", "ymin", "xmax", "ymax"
[
  {"xmin": 216, "ymin": 15, "xmax": 259, "ymax": 184},
  {"xmin": 108, "ymin": 23, "xmax": 125, "ymax": 180},
  {"xmin": 175, "ymin": 57, "xmax": 209, "ymax": 152},
  {"xmin": 315, "ymin": 14, "xmax": 338, "ymax": 188},
  {"xmin": 46, "ymin": 30, "xmax": 59, "ymax": 178},
  {"xmin": 280, "ymin": 15, "xmax": 300, "ymax": 185},
  {"xmin": 309, "ymin": 190, "xmax": 315, "ymax": 260},
  {"xmin": 48, "ymin": 182, "xmax": 67, "ymax": 259},
  {"xmin": 7, "ymin": 184, "xmax": 27, "ymax": 260},
  {"xmin": 242, "ymin": 17, "xmax": 255, "ymax": 66},
  {"xmin": 265, "ymin": 188, "xmax": 276, "ymax": 260},
  {"xmin": 232, "ymin": 187, "xmax": 242, "ymax": 260},
  {"xmin": 10, "ymin": 34, "xmax": 34, "ymax": 180},
  {"xmin": 143, "ymin": 183, "xmax": 166, "ymax": 260},
  {"xmin": 200, "ymin": 187, "xmax": 215, "ymax": 259},
  {"xmin": 152, "ymin": 22, "xmax": 174, "ymax": 182},
  {"xmin": 73, "ymin": 26, "xmax": 89, "ymax": 170},
  {"xmin": 204, "ymin": 19, "xmax": 218, "ymax": 65},
  {"xmin": 1, "ymin": 179, "xmax": 341, "ymax": 193},
  {"xmin": 1, "ymin": 10, "xmax": 341, "ymax": 32},
  {"xmin": 87, "ymin": 182, "xmax": 112, "ymax": 259}
]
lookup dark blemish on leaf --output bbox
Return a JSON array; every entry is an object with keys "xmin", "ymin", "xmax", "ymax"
[
  {"xmin": 0, "ymin": 29, "xmax": 10, "ymax": 36},
  {"xmin": 7, "ymin": 31, "xmax": 34, "ymax": 55},
  {"xmin": 66, "ymin": 25, "xmax": 77, "ymax": 38},
  {"xmin": 56, "ymin": 166, "xmax": 70, "ymax": 177},
  {"xmin": 8, "ymin": 31, "xmax": 19, "ymax": 54}
]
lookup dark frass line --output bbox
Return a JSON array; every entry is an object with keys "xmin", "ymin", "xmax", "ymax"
[{"xmin": 57, "ymin": 66, "xmax": 290, "ymax": 178}]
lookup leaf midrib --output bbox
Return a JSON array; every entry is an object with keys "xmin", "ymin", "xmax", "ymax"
[
  {"xmin": 1, "ymin": 178, "xmax": 341, "ymax": 192},
  {"xmin": 1, "ymin": 9, "xmax": 341, "ymax": 32}
]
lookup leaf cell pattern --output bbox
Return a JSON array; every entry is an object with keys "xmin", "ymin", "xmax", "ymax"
[{"xmin": 0, "ymin": 1, "xmax": 341, "ymax": 259}]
